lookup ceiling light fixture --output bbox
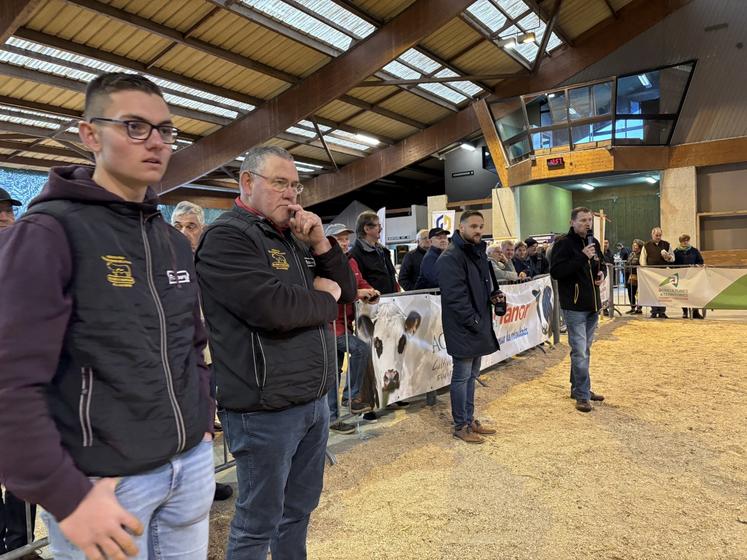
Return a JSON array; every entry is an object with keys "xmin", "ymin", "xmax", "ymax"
[
  {"xmin": 355, "ymin": 133, "xmax": 381, "ymax": 146},
  {"xmin": 518, "ymin": 32, "xmax": 536, "ymax": 44},
  {"xmin": 580, "ymin": 183, "xmax": 595, "ymax": 191},
  {"xmin": 495, "ymin": 37, "xmax": 517, "ymax": 49},
  {"xmin": 460, "ymin": 143, "xmax": 476, "ymax": 151},
  {"xmin": 638, "ymin": 73, "xmax": 652, "ymax": 88},
  {"xmin": 645, "ymin": 176, "xmax": 658, "ymax": 184}
]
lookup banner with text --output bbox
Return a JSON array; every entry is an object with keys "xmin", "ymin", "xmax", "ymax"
[
  {"xmin": 638, "ymin": 267, "xmax": 747, "ymax": 309},
  {"xmin": 356, "ymin": 276, "xmax": 554, "ymax": 406}
]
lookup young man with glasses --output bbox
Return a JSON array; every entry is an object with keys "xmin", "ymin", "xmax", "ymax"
[
  {"xmin": 0, "ymin": 73, "xmax": 215, "ymax": 559},
  {"xmin": 195, "ymin": 146, "xmax": 356, "ymax": 559}
]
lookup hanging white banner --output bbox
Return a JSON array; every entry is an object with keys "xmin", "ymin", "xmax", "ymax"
[
  {"xmin": 356, "ymin": 276, "xmax": 554, "ymax": 406},
  {"xmin": 638, "ymin": 267, "xmax": 747, "ymax": 309}
]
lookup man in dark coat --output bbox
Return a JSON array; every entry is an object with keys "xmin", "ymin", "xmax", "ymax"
[
  {"xmin": 436, "ymin": 211, "xmax": 500, "ymax": 444},
  {"xmin": 399, "ymin": 229, "xmax": 429, "ymax": 290},
  {"xmin": 674, "ymin": 233, "xmax": 705, "ymax": 319},
  {"xmin": 550, "ymin": 207, "xmax": 606, "ymax": 413},
  {"xmin": 415, "ymin": 227, "xmax": 449, "ymax": 290}
]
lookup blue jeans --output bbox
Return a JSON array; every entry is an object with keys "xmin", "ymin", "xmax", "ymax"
[
  {"xmin": 328, "ymin": 333, "xmax": 369, "ymax": 420},
  {"xmin": 563, "ymin": 309, "xmax": 599, "ymax": 402},
  {"xmin": 220, "ymin": 397, "xmax": 329, "ymax": 560},
  {"xmin": 43, "ymin": 440, "xmax": 215, "ymax": 559},
  {"xmin": 450, "ymin": 356, "xmax": 482, "ymax": 429}
]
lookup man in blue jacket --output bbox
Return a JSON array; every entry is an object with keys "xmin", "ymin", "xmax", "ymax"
[
  {"xmin": 415, "ymin": 227, "xmax": 449, "ymax": 289},
  {"xmin": 437, "ymin": 211, "xmax": 500, "ymax": 444},
  {"xmin": 550, "ymin": 207, "xmax": 606, "ymax": 413}
]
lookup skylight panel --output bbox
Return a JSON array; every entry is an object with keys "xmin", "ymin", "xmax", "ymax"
[
  {"xmin": 330, "ymin": 129, "xmax": 377, "ymax": 147},
  {"xmin": 0, "ymin": 113, "xmax": 58, "ymax": 130},
  {"xmin": 466, "ymin": 0, "xmax": 507, "ymax": 32},
  {"xmin": 298, "ymin": 119, "xmax": 331, "ymax": 132},
  {"xmin": 6, "ymin": 37, "xmax": 255, "ymax": 114},
  {"xmin": 419, "ymin": 83, "xmax": 467, "ymax": 104},
  {"xmin": 517, "ymin": 12, "xmax": 541, "ymax": 32},
  {"xmin": 547, "ymin": 33, "xmax": 562, "ymax": 51},
  {"xmin": 240, "ymin": 0, "xmax": 354, "ymax": 51},
  {"xmin": 324, "ymin": 135, "xmax": 370, "ymax": 151},
  {"xmin": 382, "ymin": 60, "xmax": 421, "ymax": 80},
  {"xmin": 286, "ymin": 126, "xmax": 317, "ymax": 138},
  {"xmin": 0, "ymin": 105, "xmax": 70, "ymax": 123},
  {"xmin": 514, "ymin": 41, "xmax": 538, "ymax": 62},
  {"xmin": 499, "ymin": 24, "xmax": 521, "ymax": 38},
  {"xmin": 399, "ymin": 49, "xmax": 440, "ymax": 75},
  {"xmin": 434, "ymin": 69, "xmax": 482, "ymax": 97},
  {"xmin": 293, "ymin": 0, "xmax": 375, "ymax": 39},
  {"xmin": 496, "ymin": 0, "xmax": 530, "ymax": 19}
]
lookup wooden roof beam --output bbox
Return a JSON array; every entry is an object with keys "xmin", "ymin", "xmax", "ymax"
[
  {"xmin": 160, "ymin": 0, "xmax": 476, "ymax": 191},
  {"xmin": 64, "ymin": 0, "xmax": 298, "ymax": 84},
  {"xmin": 0, "ymin": 0, "xmax": 41, "ymax": 43},
  {"xmin": 360, "ymin": 74, "xmax": 524, "ymax": 87},
  {"xmin": 532, "ymin": 0, "xmax": 563, "ymax": 74},
  {"xmin": 525, "ymin": 0, "xmax": 574, "ymax": 46},
  {"xmin": 0, "ymin": 139, "xmax": 89, "ymax": 160},
  {"xmin": 301, "ymin": 0, "xmax": 692, "ymax": 206}
]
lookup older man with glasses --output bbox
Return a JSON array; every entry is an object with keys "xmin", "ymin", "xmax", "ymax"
[{"xmin": 195, "ymin": 146, "xmax": 356, "ymax": 559}]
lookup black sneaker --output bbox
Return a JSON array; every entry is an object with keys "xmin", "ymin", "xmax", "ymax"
[
  {"xmin": 362, "ymin": 411, "xmax": 378, "ymax": 422},
  {"xmin": 659, "ymin": 313, "xmax": 669, "ymax": 319},
  {"xmin": 214, "ymin": 483, "xmax": 233, "ymax": 501},
  {"xmin": 329, "ymin": 420, "xmax": 356, "ymax": 434}
]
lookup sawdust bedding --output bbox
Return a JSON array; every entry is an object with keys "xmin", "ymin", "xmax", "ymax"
[{"xmin": 208, "ymin": 317, "xmax": 747, "ymax": 560}]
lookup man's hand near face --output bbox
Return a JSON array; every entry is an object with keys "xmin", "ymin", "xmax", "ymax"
[{"xmin": 288, "ymin": 204, "xmax": 331, "ymax": 254}]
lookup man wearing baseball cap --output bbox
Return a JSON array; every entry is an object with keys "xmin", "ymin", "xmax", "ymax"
[
  {"xmin": 0, "ymin": 187, "xmax": 21, "ymax": 230},
  {"xmin": 415, "ymin": 227, "xmax": 450, "ymax": 290},
  {"xmin": 324, "ymin": 223, "xmax": 377, "ymax": 432}
]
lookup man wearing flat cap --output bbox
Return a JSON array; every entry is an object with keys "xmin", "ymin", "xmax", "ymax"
[
  {"xmin": 415, "ymin": 227, "xmax": 450, "ymax": 290},
  {"xmin": 525, "ymin": 237, "xmax": 549, "ymax": 277}
]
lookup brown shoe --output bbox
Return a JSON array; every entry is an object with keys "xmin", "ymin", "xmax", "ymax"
[
  {"xmin": 470, "ymin": 420, "xmax": 496, "ymax": 435},
  {"xmin": 453, "ymin": 425, "xmax": 484, "ymax": 444},
  {"xmin": 575, "ymin": 400, "xmax": 593, "ymax": 413},
  {"xmin": 589, "ymin": 391, "xmax": 605, "ymax": 402}
]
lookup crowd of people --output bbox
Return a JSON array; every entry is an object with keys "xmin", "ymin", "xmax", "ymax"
[{"xmin": 0, "ymin": 71, "xmax": 709, "ymax": 560}]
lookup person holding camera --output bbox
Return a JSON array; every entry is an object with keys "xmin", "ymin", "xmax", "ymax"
[
  {"xmin": 436, "ymin": 211, "xmax": 501, "ymax": 444},
  {"xmin": 550, "ymin": 207, "xmax": 606, "ymax": 413}
]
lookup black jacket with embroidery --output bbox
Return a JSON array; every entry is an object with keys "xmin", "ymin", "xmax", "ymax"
[
  {"xmin": 0, "ymin": 166, "xmax": 212, "ymax": 522},
  {"xmin": 195, "ymin": 205, "xmax": 356, "ymax": 412}
]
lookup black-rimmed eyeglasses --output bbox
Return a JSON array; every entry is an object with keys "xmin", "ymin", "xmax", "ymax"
[
  {"xmin": 89, "ymin": 118, "xmax": 179, "ymax": 144},
  {"xmin": 248, "ymin": 170, "xmax": 304, "ymax": 194}
]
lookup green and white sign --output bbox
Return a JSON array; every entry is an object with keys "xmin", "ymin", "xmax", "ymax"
[{"xmin": 638, "ymin": 267, "xmax": 747, "ymax": 309}]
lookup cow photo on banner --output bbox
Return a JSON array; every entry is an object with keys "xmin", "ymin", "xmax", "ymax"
[
  {"xmin": 357, "ymin": 293, "xmax": 451, "ymax": 407},
  {"xmin": 356, "ymin": 276, "xmax": 554, "ymax": 407}
]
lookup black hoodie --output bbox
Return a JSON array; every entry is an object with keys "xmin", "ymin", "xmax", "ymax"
[{"xmin": 0, "ymin": 166, "xmax": 212, "ymax": 522}]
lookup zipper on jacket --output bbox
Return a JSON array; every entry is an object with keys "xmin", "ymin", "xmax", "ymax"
[
  {"xmin": 589, "ymin": 261, "xmax": 600, "ymax": 312},
  {"xmin": 573, "ymin": 283, "xmax": 579, "ymax": 305},
  {"xmin": 251, "ymin": 332, "xmax": 261, "ymax": 389},
  {"xmin": 141, "ymin": 212, "xmax": 187, "ymax": 453},
  {"xmin": 282, "ymin": 238, "xmax": 329, "ymax": 398},
  {"xmin": 256, "ymin": 333, "xmax": 268, "ymax": 389},
  {"xmin": 79, "ymin": 366, "xmax": 94, "ymax": 447}
]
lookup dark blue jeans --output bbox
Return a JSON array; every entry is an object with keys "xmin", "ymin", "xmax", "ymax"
[
  {"xmin": 563, "ymin": 309, "xmax": 599, "ymax": 402},
  {"xmin": 450, "ymin": 356, "xmax": 482, "ymax": 429},
  {"xmin": 328, "ymin": 333, "xmax": 369, "ymax": 420},
  {"xmin": 220, "ymin": 397, "xmax": 329, "ymax": 560}
]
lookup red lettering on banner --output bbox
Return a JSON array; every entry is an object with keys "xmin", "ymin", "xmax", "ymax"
[{"xmin": 500, "ymin": 303, "xmax": 531, "ymax": 324}]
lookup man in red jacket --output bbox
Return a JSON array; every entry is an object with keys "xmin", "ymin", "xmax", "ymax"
[{"xmin": 324, "ymin": 223, "xmax": 378, "ymax": 433}]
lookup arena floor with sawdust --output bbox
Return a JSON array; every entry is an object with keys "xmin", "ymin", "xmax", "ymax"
[{"xmin": 208, "ymin": 315, "xmax": 747, "ymax": 560}]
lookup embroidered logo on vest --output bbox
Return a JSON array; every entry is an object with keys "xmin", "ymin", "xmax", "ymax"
[
  {"xmin": 102, "ymin": 255, "xmax": 135, "ymax": 287},
  {"xmin": 167, "ymin": 270, "xmax": 192, "ymax": 285},
  {"xmin": 268, "ymin": 249, "xmax": 289, "ymax": 270}
]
